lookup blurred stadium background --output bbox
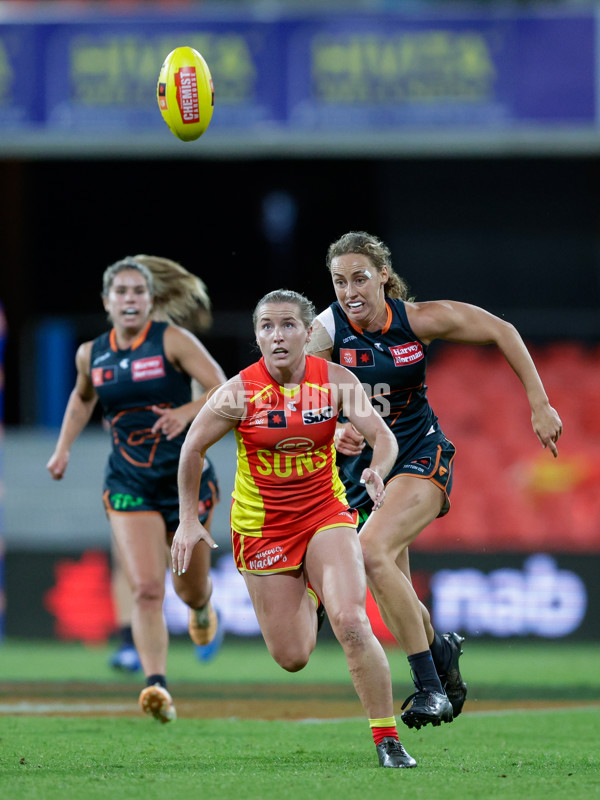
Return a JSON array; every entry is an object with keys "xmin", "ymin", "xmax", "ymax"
[{"xmin": 0, "ymin": 0, "xmax": 599, "ymax": 647}]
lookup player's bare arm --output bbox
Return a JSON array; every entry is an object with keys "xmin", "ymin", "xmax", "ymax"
[
  {"xmin": 172, "ymin": 377, "xmax": 244, "ymax": 574},
  {"xmin": 305, "ymin": 319, "xmax": 334, "ymax": 359},
  {"xmin": 46, "ymin": 341, "xmax": 98, "ymax": 480},
  {"xmin": 407, "ymin": 300, "xmax": 563, "ymax": 456}
]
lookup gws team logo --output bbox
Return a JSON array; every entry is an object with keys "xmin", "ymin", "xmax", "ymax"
[
  {"xmin": 389, "ymin": 342, "xmax": 424, "ymax": 366},
  {"xmin": 302, "ymin": 406, "xmax": 333, "ymax": 425}
]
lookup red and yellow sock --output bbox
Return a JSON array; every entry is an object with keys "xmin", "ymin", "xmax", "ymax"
[{"xmin": 369, "ymin": 716, "xmax": 398, "ymax": 745}]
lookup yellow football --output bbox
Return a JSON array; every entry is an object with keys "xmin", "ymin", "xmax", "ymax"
[{"xmin": 157, "ymin": 47, "xmax": 214, "ymax": 142}]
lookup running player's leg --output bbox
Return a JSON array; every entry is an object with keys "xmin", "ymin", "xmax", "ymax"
[
  {"xmin": 305, "ymin": 525, "xmax": 393, "ymax": 719},
  {"xmin": 360, "ymin": 476, "xmax": 442, "ymax": 654},
  {"xmin": 171, "ymin": 533, "xmax": 212, "ymax": 610},
  {"xmin": 305, "ymin": 525, "xmax": 416, "ymax": 768},
  {"xmin": 242, "ymin": 569, "xmax": 317, "ymax": 672},
  {"xmin": 109, "ymin": 512, "xmax": 169, "ymax": 677},
  {"xmin": 359, "ymin": 477, "xmax": 454, "ymax": 727},
  {"xmin": 108, "ymin": 536, "xmax": 141, "ymax": 671},
  {"xmin": 170, "ymin": 528, "xmax": 220, "ymax": 648}
]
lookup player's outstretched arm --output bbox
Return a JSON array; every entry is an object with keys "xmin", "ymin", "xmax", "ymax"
[
  {"xmin": 407, "ymin": 299, "xmax": 563, "ymax": 457},
  {"xmin": 172, "ymin": 377, "xmax": 244, "ymax": 574},
  {"xmin": 46, "ymin": 342, "xmax": 98, "ymax": 480}
]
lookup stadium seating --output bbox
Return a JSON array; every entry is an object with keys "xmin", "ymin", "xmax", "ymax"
[{"xmin": 414, "ymin": 342, "xmax": 599, "ymax": 554}]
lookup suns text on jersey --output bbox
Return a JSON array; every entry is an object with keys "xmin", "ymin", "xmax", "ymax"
[{"xmin": 255, "ymin": 446, "xmax": 329, "ymax": 478}]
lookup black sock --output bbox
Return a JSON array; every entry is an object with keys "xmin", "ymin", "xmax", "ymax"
[
  {"xmin": 429, "ymin": 630, "xmax": 450, "ymax": 674},
  {"xmin": 146, "ymin": 674, "xmax": 168, "ymax": 690},
  {"xmin": 120, "ymin": 626, "xmax": 135, "ymax": 647},
  {"xmin": 408, "ymin": 651, "xmax": 444, "ymax": 694}
]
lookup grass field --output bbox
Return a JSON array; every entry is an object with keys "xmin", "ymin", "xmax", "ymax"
[{"xmin": 1, "ymin": 638, "xmax": 599, "ymax": 799}]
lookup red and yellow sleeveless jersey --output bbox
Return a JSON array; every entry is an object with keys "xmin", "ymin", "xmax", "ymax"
[{"xmin": 231, "ymin": 355, "xmax": 349, "ymax": 537}]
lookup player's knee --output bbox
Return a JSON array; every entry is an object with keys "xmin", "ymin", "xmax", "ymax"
[
  {"xmin": 271, "ymin": 644, "xmax": 311, "ymax": 673},
  {"xmin": 329, "ymin": 606, "xmax": 370, "ymax": 648},
  {"xmin": 360, "ymin": 539, "xmax": 388, "ymax": 582},
  {"xmin": 131, "ymin": 579, "xmax": 164, "ymax": 606},
  {"xmin": 175, "ymin": 583, "xmax": 209, "ymax": 609}
]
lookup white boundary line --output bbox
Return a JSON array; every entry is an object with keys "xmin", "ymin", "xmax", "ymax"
[{"xmin": 0, "ymin": 702, "xmax": 597, "ymax": 718}]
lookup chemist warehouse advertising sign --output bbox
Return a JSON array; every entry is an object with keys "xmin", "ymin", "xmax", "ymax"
[{"xmin": 0, "ymin": 11, "xmax": 596, "ymax": 135}]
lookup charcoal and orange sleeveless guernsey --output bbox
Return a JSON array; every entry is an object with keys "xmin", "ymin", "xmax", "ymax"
[
  {"xmin": 90, "ymin": 320, "xmax": 218, "ymax": 526},
  {"xmin": 315, "ymin": 298, "xmax": 455, "ymax": 513},
  {"xmin": 232, "ymin": 355, "xmax": 350, "ymax": 537}
]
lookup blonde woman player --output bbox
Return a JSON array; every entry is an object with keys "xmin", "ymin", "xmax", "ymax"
[
  {"xmin": 47, "ymin": 256, "xmax": 226, "ymax": 723},
  {"xmin": 107, "ymin": 256, "xmax": 221, "ymax": 671},
  {"xmin": 172, "ymin": 289, "xmax": 417, "ymax": 768}
]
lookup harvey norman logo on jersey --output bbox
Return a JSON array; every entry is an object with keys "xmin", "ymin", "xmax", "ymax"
[
  {"xmin": 131, "ymin": 356, "xmax": 166, "ymax": 382},
  {"xmin": 389, "ymin": 341, "xmax": 424, "ymax": 366}
]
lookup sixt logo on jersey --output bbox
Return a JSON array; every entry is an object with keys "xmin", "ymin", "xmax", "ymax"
[
  {"xmin": 302, "ymin": 406, "xmax": 334, "ymax": 425},
  {"xmin": 340, "ymin": 348, "xmax": 374, "ymax": 367},
  {"xmin": 267, "ymin": 410, "xmax": 287, "ymax": 428},
  {"xmin": 91, "ymin": 367, "xmax": 117, "ymax": 386}
]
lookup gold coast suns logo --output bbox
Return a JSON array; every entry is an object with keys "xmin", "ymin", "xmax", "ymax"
[
  {"xmin": 256, "ymin": 437, "xmax": 329, "ymax": 478},
  {"xmin": 275, "ymin": 437, "xmax": 314, "ymax": 453}
]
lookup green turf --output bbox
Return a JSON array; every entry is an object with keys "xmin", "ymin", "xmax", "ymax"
[
  {"xmin": 1, "ymin": 638, "xmax": 599, "ymax": 699},
  {"xmin": 1, "ymin": 639, "xmax": 599, "ymax": 798},
  {"xmin": 1, "ymin": 710, "xmax": 598, "ymax": 800}
]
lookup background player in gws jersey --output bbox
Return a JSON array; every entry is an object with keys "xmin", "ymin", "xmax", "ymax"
[
  {"xmin": 106, "ymin": 256, "xmax": 221, "ymax": 672},
  {"xmin": 172, "ymin": 289, "xmax": 417, "ymax": 769},
  {"xmin": 47, "ymin": 256, "xmax": 226, "ymax": 723},
  {"xmin": 307, "ymin": 231, "xmax": 563, "ymax": 730}
]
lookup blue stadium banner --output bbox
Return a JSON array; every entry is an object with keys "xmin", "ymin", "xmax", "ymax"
[
  {"xmin": 42, "ymin": 20, "xmax": 283, "ymax": 132},
  {"xmin": 286, "ymin": 14, "xmax": 595, "ymax": 128},
  {"xmin": 0, "ymin": 25, "xmax": 45, "ymax": 127},
  {"xmin": 0, "ymin": 10, "xmax": 597, "ymax": 137}
]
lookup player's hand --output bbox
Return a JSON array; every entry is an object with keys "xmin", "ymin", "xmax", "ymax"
[
  {"xmin": 171, "ymin": 519, "xmax": 218, "ymax": 575},
  {"xmin": 46, "ymin": 451, "xmax": 69, "ymax": 480},
  {"xmin": 334, "ymin": 422, "xmax": 365, "ymax": 456},
  {"xmin": 360, "ymin": 468, "xmax": 385, "ymax": 511},
  {"xmin": 151, "ymin": 405, "xmax": 189, "ymax": 440},
  {"xmin": 532, "ymin": 403, "xmax": 563, "ymax": 458}
]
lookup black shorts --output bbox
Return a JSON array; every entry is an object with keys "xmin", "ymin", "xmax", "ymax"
[
  {"xmin": 350, "ymin": 432, "xmax": 456, "ymax": 528},
  {"xmin": 103, "ymin": 458, "xmax": 219, "ymax": 533}
]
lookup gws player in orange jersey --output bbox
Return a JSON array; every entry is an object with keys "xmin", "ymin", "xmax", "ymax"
[
  {"xmin": 47, "ymin": 257, "xmax": 226, "ymax": 723},
  {"xmin": 172, "ymin": 289, "xmax": 416, "ymax": 769}
]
